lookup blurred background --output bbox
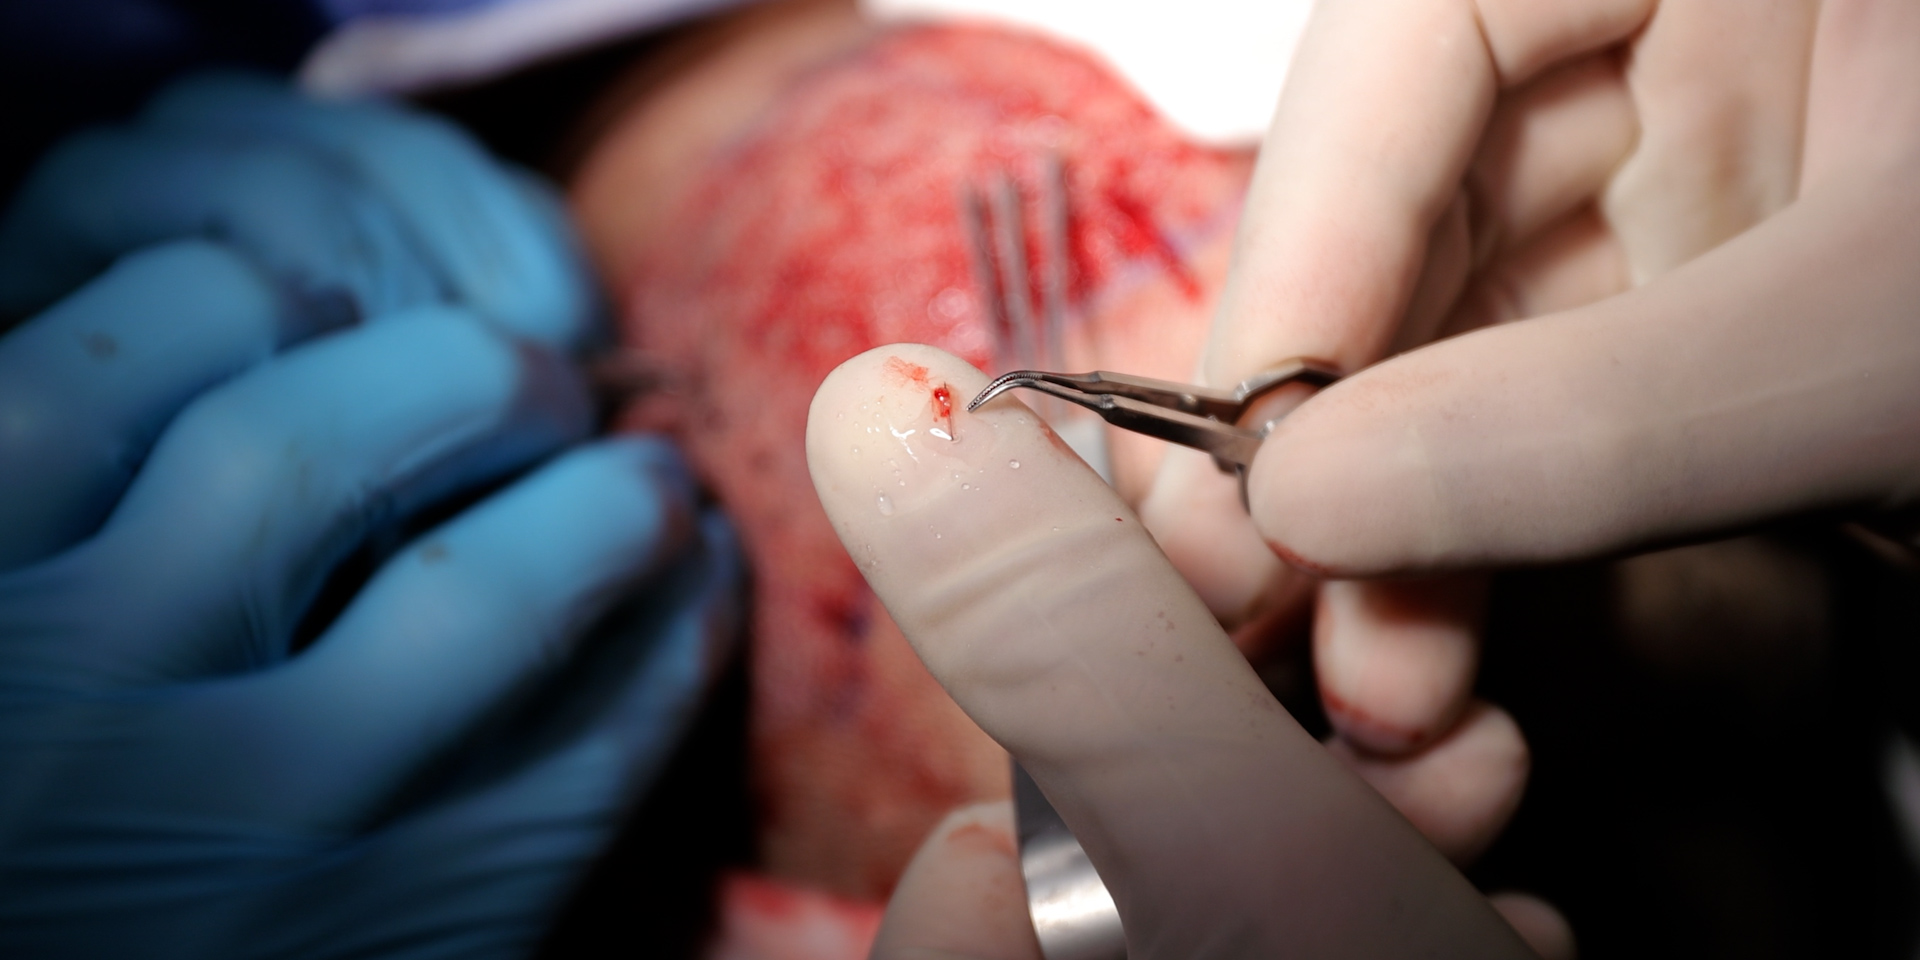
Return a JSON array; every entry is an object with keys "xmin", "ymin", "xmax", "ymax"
[{"xmin": 5, "ymin": 4, "xmax": 1920, "ymax": 956}]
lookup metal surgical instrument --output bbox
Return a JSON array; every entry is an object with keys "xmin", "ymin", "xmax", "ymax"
[
  {"xmin": 959, "ymin": 158, "xmax": 1338, "ymax": 960},
  {"xmin": 967, "ymin": 358, "xmax": 1341, "ymax": 505},
  {"xmin": 962, "ymin": 156, "xmax": 1130, "ymax": 960},
  {"xmin": 957, "ymin": 150, "xmax": 1339, "ymax": 502},
  {"xmin": 960, "ymin": 153, "xmax": 1115, "ymax": 483},
  {"xmin": 959, "ymin": 156, "xmax": 1339, "ymax": 959}
]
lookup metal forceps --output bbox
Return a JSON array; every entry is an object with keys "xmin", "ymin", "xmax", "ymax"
[
  {"xmin": 958, "ymin": 154, "xmax": 1121, "ymax": 481},
  {"xmin": 960, "ymin": 153, "xmax": 1071, "ymax": 376},
  {"xmin": 968, "ymin": 358, "xmax": 1341, "ymax": 505},
  {"xmin": 963, "ymin": 157, "xmax": 1133, "ymax": 960},
  {"xmin": 958, "ymin": 154, "xmax": 1339, "ymax": 503},
  {"xmin": 958, "ymin": 160, "xmax": 1339, "ymax": 960}
]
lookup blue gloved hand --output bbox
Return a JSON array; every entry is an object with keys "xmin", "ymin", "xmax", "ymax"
[
  {"xmin": 0, "ymin": 71, "xmax": 598, "ymax": 351},
  {"xmin": 0, "ymin": 79, "xmax": 740, "ymax": 960}
]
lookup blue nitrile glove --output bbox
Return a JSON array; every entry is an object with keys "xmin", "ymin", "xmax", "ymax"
[
  {"xmin": 0, "ymin": 282, "xmax": 741, "ymax": 958},
  {"xmin": 0, "ymin": 80, "xmax": 741, "ymax": 959},
  {"xmin": 0, "ymin": 71, "xmax": 598, "ymax": 351}
]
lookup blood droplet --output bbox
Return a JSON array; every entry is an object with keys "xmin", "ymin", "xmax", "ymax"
[{"xmin": 931, "ymin": 383, "xmax": 955, "ymax": 440}]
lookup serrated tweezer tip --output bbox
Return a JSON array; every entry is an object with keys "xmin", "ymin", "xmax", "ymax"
[{"xmin": 967, "ymin": 371, "xmax": 1044, "ymax": 412}]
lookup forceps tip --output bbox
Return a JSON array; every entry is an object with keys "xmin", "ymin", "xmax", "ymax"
[
  {"xmin": 967, "ymin": 370, "xmax": 1038, "ymax": 411},
  {"xmin": 967, "ymin": 368, "xmax": 1075, "ymax": 410}
]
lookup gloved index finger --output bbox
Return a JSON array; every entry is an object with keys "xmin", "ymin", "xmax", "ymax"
[
  {"xmin": 166, "ymin": 437, "xmax": 708, "ymax": 831},
  {"xmin": 0, "ymin": 240, "xmax": 350, "ymax": 571},
  {"xmin": 143, "ymin": 73, "xmax": 599, "ymax": 351},
  {"xmin": 808, "ymin": 345, "xmax": 1531, "ymax": 958},
  {"xmin": 1210, "ymin": 0, "xmax": 1652, "ymax": 384},
  {"xmin": 0, "ymin": 126, "xmax": 440, "ymax": 321}
]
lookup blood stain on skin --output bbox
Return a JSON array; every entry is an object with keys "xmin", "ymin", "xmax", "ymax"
[
  {"xmin": 819, "ymin": 590, "xmax": 871, "ymax": 646},
  {"xmin": 1105, "ymin": 182, "xmax": 1202, "ymax": 301}
]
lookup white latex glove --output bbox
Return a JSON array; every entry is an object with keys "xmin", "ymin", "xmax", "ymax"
[
  {"xmin": 807, "ymin": 345, "xmax": 1554, "ymax": 960},
  {"xmin": 1148, "ymin": 0, "xmax": 1920, "ymax": 866},
  {"xmin": 1246, "ymin": 0, "xmax": 1920, "ymax": 568}
]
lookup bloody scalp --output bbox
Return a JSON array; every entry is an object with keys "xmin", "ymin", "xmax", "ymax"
[{"xmin": 615, "ymin": 23, "xmax": 1248, "ymax": 900}]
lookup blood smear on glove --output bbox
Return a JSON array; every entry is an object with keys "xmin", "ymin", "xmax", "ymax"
[{"xmin": 930, "ymin": 384, "xmax": 955, "ymax": 440}]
